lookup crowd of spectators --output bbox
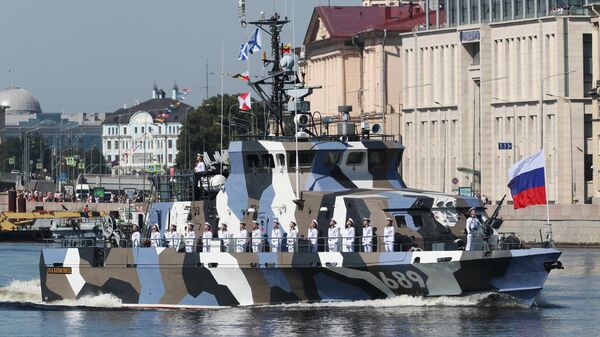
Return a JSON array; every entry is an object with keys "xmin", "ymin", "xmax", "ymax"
[{"xmin": 6, "ymin": 188, "xmax": 137, "ymax": 203}]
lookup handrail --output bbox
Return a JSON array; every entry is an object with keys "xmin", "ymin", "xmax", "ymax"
[{"xmin": 44, "ymin": 233, "xmax": 533, "ymax": 252}]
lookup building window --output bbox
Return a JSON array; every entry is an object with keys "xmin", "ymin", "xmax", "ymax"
[
  {"xmin": 583, "ymin": 34, "xmax": 593, "ymax": 97},
  {"xmin": 503, "ymin": 0, "xmax": 512, "ymax": 19},
  {"xmin": 515, "ymin": 0, "xmax": 523, "ymax": 18},
  {"xmin": 168, "ymin": 154, "xmax": 173, "ymax": 163},
  {"xmin": 115, "ymin": 141, "xmax": 119, "ymax": 150},
  {"xmin": 168, "ymin": 139, "xmax": 173, "ymax": 149},
  {"xmin": 107, "ymin": 141, "xmax": 111, "ymax": 150},
  {"xmin": 123, "ymin": 127, "xmax": 127, "ymax": 135},
  {"xmin": 134, "ymin": 127, "xmax": 138, "ymax": 134}
]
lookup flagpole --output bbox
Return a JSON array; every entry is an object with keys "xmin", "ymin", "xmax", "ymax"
[
  {"xmin": 220, "ymin": 39, "xmax": 224, "ymax": 176},
  {"xmin": 542, "ymin": 147, "xmax": 553, "ymax": 245}
]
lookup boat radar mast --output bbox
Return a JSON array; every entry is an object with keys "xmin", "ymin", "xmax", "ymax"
[{"xmin": 244, "ymin": 12, "xmax": 319, "ymax": 138}]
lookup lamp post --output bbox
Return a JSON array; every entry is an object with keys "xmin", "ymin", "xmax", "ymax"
[
  {"xmin": 546, "ymin": 93, "xmax": 574, "ymax": 204},
  {"xmin": 474, "ymin": 76, "xmax": 507, "ymax": 194},
  {"xmin": 240, "ymin": 111, "xmax": 257, "ymax": 135},
  {"xmin": 492, "ymin": 96, "xmax": 517, "ymax": 164},
  {"xmin": 434, "ymin": 101, "xmax": 447, "ymax": 193},
  {"xmin": 540, "ymin": 71, "xmax": 574, "ymax": 149}
]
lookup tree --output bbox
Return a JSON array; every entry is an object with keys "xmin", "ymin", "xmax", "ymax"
[
  {"xmin": 0, "ymin": 137, "xmax": 24, "ymax": 172},
  {"xmin": 176, "ymin": 93, "xmax": 265, "ymax": 170}
]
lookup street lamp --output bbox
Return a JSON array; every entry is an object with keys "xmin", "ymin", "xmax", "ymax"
[
  {"xmin": 434, "ymin": 101, "xmax": 447, "ymax": 193},
  {"xmin": 540, "ymin": 71, "xmax": 574, "ymax": 148},
  {"xmin": 240, "ymin": 111, "xmax": 257, "ymax": 135},
  {"xmin": 546, "ymin": 93, "xmax": 575, "ymax": 204}
]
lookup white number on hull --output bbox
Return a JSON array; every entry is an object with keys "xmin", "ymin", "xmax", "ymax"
[{"xmin": 378, "ymin": 271, "xmax": 426, "ymax": 290}]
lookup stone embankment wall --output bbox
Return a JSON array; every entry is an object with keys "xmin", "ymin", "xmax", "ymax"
[{"xmin": 499, "ymin": 205, "xmax": 600, "ymax": 246}]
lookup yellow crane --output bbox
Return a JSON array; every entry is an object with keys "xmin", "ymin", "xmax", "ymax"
[{"xmin": 0, "ymin": 210, "xmax": 106, "ymax": 231}]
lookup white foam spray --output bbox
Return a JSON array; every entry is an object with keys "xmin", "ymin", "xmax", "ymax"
[{"xmin": 0, "ymin": 278, "xmax": 122, "ymax": 308}]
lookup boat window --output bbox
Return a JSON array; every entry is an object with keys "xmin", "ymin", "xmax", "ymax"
[
  {"xmin": 322, "ymin": 151, "xmax": 341, "ymax": 166},
  {"xmin": 395, "ymin": 215, "xmax": 407, "ymax": 228},
  {"xmin": 246, "ymin": 154, "xmax": 260, "ymax": 168},
  {"xmin": 368, "ymin": 150, "xmax": 387, "ymax": 167},
  {"xmin": 346, "ymin": 152, "xmax": 365, "ymax": 165},
  {"xmin": 261, "ymin": 154, "xmax": 275, "ymax": 169},
  {"xmin": 289, "ymin": 151, "xmax": 315, "ymax": 168},
  {"xmin": 276, "ymin": 154, "xmax": 285, "ymax": 167},
  {"xmin": 411, "ymin": 214, "xmax": 423, "ymax": 228}
]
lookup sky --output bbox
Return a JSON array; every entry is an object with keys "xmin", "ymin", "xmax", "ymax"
[{"xmin": 0, "ymin": 0, "xmax": 356, "ymax": 114}]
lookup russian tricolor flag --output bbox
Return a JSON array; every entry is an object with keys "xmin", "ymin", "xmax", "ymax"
[{"xmin": 507, "ymin": 149, "xmax": 547, "ymax": 209}]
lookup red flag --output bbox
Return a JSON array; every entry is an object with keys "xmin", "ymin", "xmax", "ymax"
[{"xmin": 238, "ymin": 92, "xmax": 251, "ymax": 111}]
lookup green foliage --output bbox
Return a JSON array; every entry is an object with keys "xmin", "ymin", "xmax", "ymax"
[
  {"xmin": 0, "ymin": 137, "xmax": 24, "ymax": 171},
  {"xmin": 176, "ymin": 94, "xmax": 265, "ymax": 170}
]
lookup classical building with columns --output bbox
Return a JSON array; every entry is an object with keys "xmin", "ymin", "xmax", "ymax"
[
  {"xmin": 102, "ymin": 84, "xmax": 193, "ymax": 174},
  {"xmin": 400, "ymin": 1, "xmax": 594, "ymax": 205}
]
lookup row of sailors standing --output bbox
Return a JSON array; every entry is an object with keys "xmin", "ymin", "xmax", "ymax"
[{"xmin": 132, "ymin": 217, "xmax": 397, "ymax": 253}]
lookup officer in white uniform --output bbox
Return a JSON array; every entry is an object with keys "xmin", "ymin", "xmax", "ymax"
[
  {"xmin": 466, "ymin": 208, "xmax": 482, "ymax": 251},
  {"xmin": 236, "ymin": 223, "xmax": 248, "ymax": 253},
  {"xmin": 327, "ymin": 219, "xmax": 340, "ymax": 252},
  {"xmin": 184, "ymin": 224, "xmax": 196, "ymax": 253},
  {"xmin": 251, "ymin": 221, "xmax": 262, "ymax": 253},
  {"xmin": 287, "ymin": 221, "xmax": 298, "ymax": 252},
  {"xmin": 362, "ymin": 218, "xmax": 373, "ymax": 252},
  {"xmin": 383, "ymin": 218, "xmax": 395, "ymax": 252},
  {"xmin": 271, "ymin": 220, "xmax": 282, "ymax": 252},
  {"xmin": 202, "ymin": 222, "xmax": 213, "ymax": 252},
  {"xmin": 342, "ymin": 218, "xmax": 355, "ymax": 252},
  {"xmin": 150, "ymin": 223, "xmax": 162, "ymax": 247},
  {"xmin": 218, "ymin": 223, "xmax": 230, "ymax": 252},
  {"xmin": 131, "ymin": 225, "xmax": 141, "ymax": 247},
  {"xmin": 308, "ymin": 220, "xmax": 319, "ymax": 252}
]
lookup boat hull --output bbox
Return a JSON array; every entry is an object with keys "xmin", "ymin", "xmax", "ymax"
[
  {"xmin": 39, "ymin": 248, "xmax": 561, "ymax": 307},
  {"xmin": 0, "ymin": 228, "xmax": 52, "ymax": 242}
]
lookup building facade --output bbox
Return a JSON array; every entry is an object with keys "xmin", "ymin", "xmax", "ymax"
[
  {"xmin": 102, "ymin": 85, "xmax": 192, "ymax": 174},
  {"xmin": 302, "ymin": 5, "xmax": 438, "ymax": 139},
  {"xmin": 589, "ymin": 2, "xmax": 600, "ymax": 200},
  {"xmin": 400, "ymin": 0, "xmax": 594, "ymax": 205}
]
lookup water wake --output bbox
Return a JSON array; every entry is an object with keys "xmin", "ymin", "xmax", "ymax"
[
  {"xmin": 262, "ymin": 292, "xmax": 527, "ymax": 309},
  {"xmin": 0, "ymin": 278, "xmax": 122, "ymax": 309}
]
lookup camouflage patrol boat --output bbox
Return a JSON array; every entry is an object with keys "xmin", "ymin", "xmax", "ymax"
[{"xmin": 39, "ymin": 10, "xmax": 562, "ymax": 308}]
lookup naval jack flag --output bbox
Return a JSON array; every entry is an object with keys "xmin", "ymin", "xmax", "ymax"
[
  {"xmin": 248, "ymin": 28, "xmax": 262, "ymax": 54},
  {"xmin": 507, "ymin": 149, "xmax": 547, "ymax": 209}
]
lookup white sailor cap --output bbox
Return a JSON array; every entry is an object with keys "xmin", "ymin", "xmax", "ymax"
[
  {"xmin": 290, "ymin": 221, "xmax": 297, "ymax": 226},
  {"xmin": 312, "ymin": 219, "xmax": 318, "ymax": 226},
  {"xmin": 363, "ymin": 217, "xmax": 370, "ymax": 222},
  {"xmin": 330, "ymin": 219, "xmax": 337, "ymax": 224},
  {"xmin": 220, "ymin": 223, "xmax": 227, "ymax": 228},
  {"xmin": 347, "ymin": 218, "xmax": 354, "ymax": 224},
  {"xmin": 386, "ymin": 217, "xmax": 393, "ymax": 221}
]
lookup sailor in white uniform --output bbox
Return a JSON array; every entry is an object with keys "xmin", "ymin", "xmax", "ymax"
[
  {"xmin": 218, "ymin": 223, "xmax": 230, "ymax": 252},
  {"xmin": 362, "ymin": 218, "xmax": 373, "ymax": 252},
  {"xmin": 251, "ymin": 221, "xmax": 262, "ymax": 253},
  {"xmin": 131, "ymin": 225, "xmax": 141, "ymax": 247},
  {"xmin": 185, "ymin": 224, "xmax": 196, "ymax": 253},
  {"xmin": 287, "ymin": 221, "xmax": 298, "ymax": 252},
  {"xmin": 165, "ymin": 225, "xmax": 180, "ymax": 249},
  {"xmin": 383, "ymin": 218, "xmax": 395, "ymax": 252},
  {"xmin": 202, "ymin": 222, "xmax": 213, "ymax": 252},
  {"xmin": 327, "ymin": 219, "xmax": 339, "ymax": 252},
  {"xmin": 150, "ymin": 223, "xmax": 162, "ymax": 248},
  {"xmin": 342, "ymin": 218, "xmax": 355, "ymax": 252},
  {"xmin": 236, "ymin": 223, "xmax": 248, "ymax": 253},
  {"xmin": 308, "ymin": 220, "xmax": 319, "ymax": 252},
  {"xmin": 271, "ymin": 220, "xmax": 282, "ymax": 252},
  {"xmin": 466, "ymin": 208, "xmax": 482, "ymax": 251}
]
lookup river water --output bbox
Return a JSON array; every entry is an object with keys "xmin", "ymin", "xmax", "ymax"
[{"xmin": 0, "ymin": 244, "xmax": 598, "ymax": 337}]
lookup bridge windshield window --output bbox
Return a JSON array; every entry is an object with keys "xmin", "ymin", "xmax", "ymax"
[
  {"xmin": 276, "ymin": 154, "xmax": 285, "ymax": 167},
  {"xmin": 323, "ymin": 151, "xmax": 341, "ymax": 166},
  {"xmin": 395, "ymin": 215, "xmax": 407, "ymax": 228},
  {"xmin": 346, "ymin": 152, "xmax": 365, "ymax": 165},
  {"xmin": 368, "ymin": 150, "xmax": 387, "ymax": 169},
  {"xmin": 246, "ymin": 154, "xmax": 260, "ymax": 168},
  {"xmin": 261, "ymin": 154, "xmax": 275, "ymax": 169},
  {"xmin": 289, "ymin": 151, "xmax": 315, "ymax": 168}
]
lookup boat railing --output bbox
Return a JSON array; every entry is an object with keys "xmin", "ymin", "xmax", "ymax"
[{"xmin": 44, "ymin": 233, "xmax": 541, "ymax": 252}]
